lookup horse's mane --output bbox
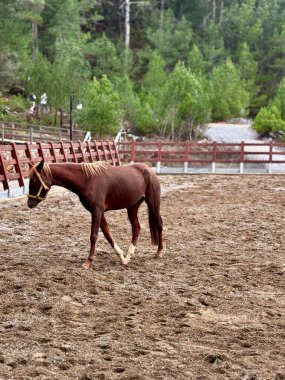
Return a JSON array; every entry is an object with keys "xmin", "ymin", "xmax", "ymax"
[
  {"xmin": 29, "ymin": 162, "xmax": 52, "ymax": 178},
  {"xmin": 80, "ymin": 161, "xmax": 110, "ymax": 178},
  {"xmin": 29, "ymin": 161, "xmax": 110, "ymax": 179}
]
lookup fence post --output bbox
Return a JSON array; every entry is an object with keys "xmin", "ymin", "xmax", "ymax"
[
  {"xmin": 268, "ymin": 140, "xmax": 273, "ymax": 174},
  {"xmin": 184, "ymin": 141, "xmax": 189, "ymax": 173},
  {"xmin": 11, "ymin": 123, "xmax": 15, "ymax": 141},
  {"xmin": 156, "ymin": 141, "xmax": 162, "ymax": 173},
  {"xmin": 240, "ymin": 141, "xmax": 244, "ymax": 174},
  {"xmin": 212, "ymin": 141, "xmax": 216, "ymax": 173},
  {"xmin": 0, "ymin": 146, "xmax": 10, "ymax": 190},
  {"xmin": 1, "ymin": 123, "xmax": 4, "ymax": 143},
  {"xmin": 130, "ymin": 140, "xmax": 135, "ymax": 164},
  {"xmin": 29, "ymin": 127, "xmax": 33, "ymax": 143}
]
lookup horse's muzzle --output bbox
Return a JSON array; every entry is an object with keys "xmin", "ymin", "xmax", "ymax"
[{"xmin": 27, "ymin": 198, "xmax": 39, "ymax": 209}]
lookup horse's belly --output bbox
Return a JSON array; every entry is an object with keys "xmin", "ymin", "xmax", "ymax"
[
  {"xmin": 104, "ymin": 166, "xmax": 148, "ymax": 210},
  {"xmin": 105, "ymin": 185, "xmax": 145, "ymax": 210}
]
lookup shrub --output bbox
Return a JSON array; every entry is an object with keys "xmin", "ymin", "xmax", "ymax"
[{"xmin": 253, "ymin": 105, "xmax": 285, "ymax": 134}]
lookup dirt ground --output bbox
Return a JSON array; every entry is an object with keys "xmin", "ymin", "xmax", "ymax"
[{"xmin": 1, "ymin": 174, "xmax": 285, "ymax": 380}]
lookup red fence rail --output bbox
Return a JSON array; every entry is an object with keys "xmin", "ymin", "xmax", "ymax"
[
  {"xmin": 117, "ymin": 140, "xmax": 285, "ymax": 173},
  {"xmin": 0, "ymin": 140, "xmax": 120, "ymax": 192}
]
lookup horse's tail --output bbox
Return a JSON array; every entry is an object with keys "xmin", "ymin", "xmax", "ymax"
[{"xmin": 145, "ymin": 170, "xmax": 163, "ymax": 246}]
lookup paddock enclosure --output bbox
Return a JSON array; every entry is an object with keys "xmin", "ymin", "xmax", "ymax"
[{"xmin": 1, "ymin": 174, "xmax": 285, "ymax": 379}]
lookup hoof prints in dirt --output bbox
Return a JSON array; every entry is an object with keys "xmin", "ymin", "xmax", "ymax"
[{"xmin": 1, "ymin": 175, "xmax": 285, "ymax": 379}]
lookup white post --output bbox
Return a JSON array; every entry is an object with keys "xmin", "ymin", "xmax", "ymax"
[
  {"xmin": 240, "ymin": 162, "xmax": 244, "ymax": 174},
  {"xmin": 184, "ymin": 162, "xmax": 188, "ymax": 173},
  {"xmin": 212, "ymin": 162, "xmax": 216, "ymax": 173},
  {"xmin": 156, "ymin": 161, "xmax": 161, "ymax": 173}
]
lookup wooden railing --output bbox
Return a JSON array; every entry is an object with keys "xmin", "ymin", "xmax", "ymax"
[
  {"xmin": 0, "ymin": 140, "xmax": 120, "ymax": 192},
  {"xmin": 0, "ymin": 121, "xmax": 88, "ymax": 143},
  {"xmin": 1, "ymin": 139, "xmax": 285, "ymax": 196},
  {"xmin": 117, "ymin": 140, "xmax": 285, "ymax": 174}
]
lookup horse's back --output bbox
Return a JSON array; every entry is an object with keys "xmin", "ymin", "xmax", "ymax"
[
  {"xmin": 104, "ymin": 163, "xmax": 159, "ymax": 210},
  {"xmin": 114, "ymin": 163, "xmax": 159, "ymax": 188}
]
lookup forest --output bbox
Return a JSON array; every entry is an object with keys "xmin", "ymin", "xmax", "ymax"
[{"xmin": 1, "ymin": 0, "xmax": 285, "ymax": 140}]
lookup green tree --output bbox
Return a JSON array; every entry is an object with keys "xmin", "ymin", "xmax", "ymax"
[
  {"xmin": 187, "ymin": 44, "xmax": 206, "ymax": 75},
  {"xmin": 0, "ymin": 0, "xmax": 32, "ymax": 90},
  {"xmin": 77, "ymin": 75, "xmax": 123, "ymax": 137},
  {"xmin": 146, "ymin": 10, "xmax": 193, "ymax": 68},
  {"xmin": 222, "ymin": 0, "xmax": 263, "ymax": 54},
  {"xmin": 132, "ymin": 52, "xmax": 167, "ymax": 135},
  {"xmin": 199, "ymin": 21, "xmax": 225, "ymax": 71},
  {"xmin": 140, "ymin": 51, "xmax": 167, "ymax": 108},
  {"xmin": 210, "ymin": 59, "xmax": 250, "ymax": 120},
  {"xmin": 271, "ymin": 77, "xmax": 285, "ymax": 120},
  {"xmin": 48, "ymin": 43, "xmax": 91, "ymax": 113},
  {"xmin": 236, "ymin": 42, "xmax": 260, "ymax": 114},
  {"xmin": 0, "ymin": 51, "xmax": 20, "ymax": 93},
  {"xmin": 26, "ymin": 53, "xmax": 52, "ymax": 101},
  {"xmin": 89, "ymin": 34, "xmax": 124, "ymax": 79},
  {"xmin": 21, "ymin": 0, "xmax": 45, "ymax": 60},
  {"xmin": 158, "ymin": 62, "xmax": 211, "ymax": 139},
  {"xmin": 39, "ymin": 0, "xmax": 90, "ymax": 59},
  {"xmin": 112, "ymin": 74, "xmax": 151, "ymax": 134}
]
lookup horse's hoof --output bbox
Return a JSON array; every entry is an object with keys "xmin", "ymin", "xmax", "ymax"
[
  {"xmin": 122, "ymin": 258, "xmax": 129, "ymax": 266},
  {"xmin": 82, "ymin": 261, "xmax": 92, "ymax": 269},
  {"xmin": 155, "ymin": 251, "xmax": 163, "ymax": 259},
  {"xmin": 124, "ymin": 254, "xmax": 132, "ymax": 265}
]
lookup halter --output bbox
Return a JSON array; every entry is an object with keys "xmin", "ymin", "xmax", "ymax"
[{"xmin": 27, "ymin": 166, "xmax": 50, "ymax": 202}]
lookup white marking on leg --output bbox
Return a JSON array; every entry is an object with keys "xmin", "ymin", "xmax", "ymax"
[
  {"xmin": 114, "ymin": 243, "xmax": 128, "ymax": 265},
  {"xmin": 125, "ymin": 243, "xmax": 136, "ymax": 263},
  {"xmin": 128, "ymin": 243, "xmax": 136, "ymax": 256}
]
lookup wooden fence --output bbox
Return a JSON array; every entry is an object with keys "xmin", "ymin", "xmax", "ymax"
[
  {"xmin": 117, "ymin": 140, "xmax": 285, "ymax": 174},
  {"xmin": 0, "ymin": 122, "xmax": 89, "ymax": 143},
  {"xmin": 0, "ymin": 141, "xmax": 120, "ymax": 194},
  {"xmin": 1, "ymin": 139, "xmax": 285, "ymax": 197}
]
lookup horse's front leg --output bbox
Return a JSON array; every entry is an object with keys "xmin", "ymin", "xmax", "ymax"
[{"xmin": 82, "ymin": 210, "xmax": 102, "ymax": 269}]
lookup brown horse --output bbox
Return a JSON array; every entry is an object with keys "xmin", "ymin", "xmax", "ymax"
[{"xmin": 27, "ymin": 160, "xmax": 163, "ymax": 269}]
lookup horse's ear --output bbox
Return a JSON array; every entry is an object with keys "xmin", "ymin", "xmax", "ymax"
[{"xmin": 37, "ymin": 159, "xmax": 45, "ymax": 172}]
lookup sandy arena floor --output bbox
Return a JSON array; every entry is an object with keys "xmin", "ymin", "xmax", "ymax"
[{"xmin": 1, "ymin": 174, "xmax": 285, "ymax": 380}]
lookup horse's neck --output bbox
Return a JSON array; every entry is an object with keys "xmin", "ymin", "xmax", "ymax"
[{"xmin": 50, "ymin": 163, "xmax": 85, "ymax": 194}]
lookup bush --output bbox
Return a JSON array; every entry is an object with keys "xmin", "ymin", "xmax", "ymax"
[
  {"xmin": 253, "ymin": 105, "xmax": 285, "ymax": 134},
  {"xmin": 0, "ymin": 95, "xmax": 29, "ymax": 113}
]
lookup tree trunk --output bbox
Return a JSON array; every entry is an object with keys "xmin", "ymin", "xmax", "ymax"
[
  {"xmin": 54, "ymin": 109, "xmax": 58, "ymax": 126},
  {"xmin": 219, "ymin": 0, "xmax": 224, "ymax": 24},
  {"xmin": 160, "ymin": 0, "xmax": 165, "ymax": 28},
  {"xmin": 212, "ymin": 0, "xmax": 216, "ymax": 21},
  {"xmin": 60, "ymin": 109, "xmax": 63, "ymax": 128},
  {"xmin": 124, "ymin": 0, "xmax": 130, "ymax": 68}
]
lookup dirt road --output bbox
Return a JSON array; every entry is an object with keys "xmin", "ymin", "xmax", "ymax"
[{"xmin": 1, "ymin": 174, "xmax": 285, "ymax": 379}]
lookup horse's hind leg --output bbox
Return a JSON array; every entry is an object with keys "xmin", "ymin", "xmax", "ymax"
[
  {"xmin": 125, "ymin": 198, "xmax": 144, "ymax": 263},
  {"xmin": 100, "ymin": 214, "xmax": 127, "ymax": 265}
]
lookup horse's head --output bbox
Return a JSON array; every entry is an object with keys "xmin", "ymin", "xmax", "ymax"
[{"xmin": 27, "ymin": 160, "xmax": 51, "ymax": 209}]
